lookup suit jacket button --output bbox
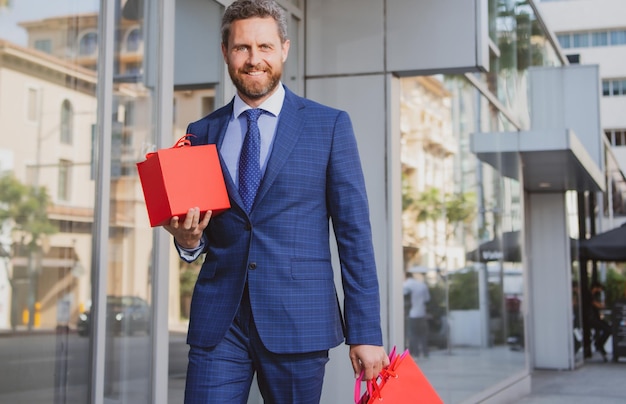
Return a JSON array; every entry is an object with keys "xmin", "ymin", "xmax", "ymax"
[
  {"xmin": 248, "ymin": 262, "xmax": 257, "ymax": 270},
  {"xmin": 245, "ymin": 223, "xmax": 252, "ymax": 231}
]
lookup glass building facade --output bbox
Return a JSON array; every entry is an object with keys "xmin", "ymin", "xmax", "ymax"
[{"xmin": 0, "ymin": 1, "xmax": 606, "ymax": 403}]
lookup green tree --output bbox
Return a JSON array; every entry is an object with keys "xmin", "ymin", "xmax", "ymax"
[
  {"xmin": 444, "ymin": 191, "xmax": 476, "ymax": 237},
  {"xmin": 605, "ymin": 266, "xmax": 626, "ymax": 308},
  {"xmin": 0, "ymin": 174, "xmax": 57, "ymax": 329},
  {"xmin": 409, "ymin": 186, "xmax": 476, "ymax": 267},
  {"xmin": 412, "ymin": 187, "xmax": 476, "ymax": 234},
  {"xmin": 401, "ymin": 173, "xmax": 416, "ymax": 211},
  {"xmin": 448, "ymin": 270, "xmax": 479, "ymax": 310},
  {"xmin": 413, "ymin": 187, "xmax": 443, "ymax": 222},
  {"xmin": 0, "ymin": 174, "xmax": 56, "ymax": 247}
]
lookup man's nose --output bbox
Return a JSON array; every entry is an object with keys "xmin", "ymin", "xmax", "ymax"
[{"xmin": 247, "ymin": 48, "xmax": 262, "ymax": 65}]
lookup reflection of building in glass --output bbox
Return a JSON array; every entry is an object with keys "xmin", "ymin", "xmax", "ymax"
[
  {"xmin": 0, "ymin": 11, "xmax": 218, "ymax": 332},
  {"xmin": 400, "ymin": 76, "xmax": 463, "ymax": 271},
  {"xmin": 400, "ymin": 72, "xmax": 527, "ymax": 352},
  {"xmin": 0, "ymin": 38, "xmax": 97, "ymax": 329},
  {"xmin": 19, "ymin": 13, "xmax": 138, "ymax": 75}
]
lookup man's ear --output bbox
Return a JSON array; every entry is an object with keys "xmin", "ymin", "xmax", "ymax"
[
  {"xmin": 281, "ymin": 39, "xmax": 290, "ymax": 63},
  {"xmin": 221, "ymin": 43, "xmax": 228, "ymax": 64}
]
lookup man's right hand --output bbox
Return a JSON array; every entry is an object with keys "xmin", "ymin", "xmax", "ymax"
[{"xmin": 163, "ymin": 207, "xmax": 211, "ymax": 249}]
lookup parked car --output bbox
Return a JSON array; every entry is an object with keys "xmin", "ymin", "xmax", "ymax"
[{"xmin": 77, "ymin": 295, "xmax": 150, "ymax": 336}]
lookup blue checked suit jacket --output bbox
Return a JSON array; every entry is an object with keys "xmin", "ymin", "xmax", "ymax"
[{"xmin": 182, "ymin": 86, "xmax": 383, "ymax": 354}]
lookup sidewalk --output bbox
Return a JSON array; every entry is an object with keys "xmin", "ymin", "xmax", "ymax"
[
  {"xmin": 0, "ymin": 320, "xmax": 190, "ymax": 336},
  {"xmin": 518, "ymin": 356, "xmax": 626, "ymax": 403},
  {"xmin": 0, "ymin": 325, "xmax": 59, "ymax": 336}
]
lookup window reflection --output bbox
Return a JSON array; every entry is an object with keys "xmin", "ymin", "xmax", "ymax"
[
  {"xmin": 34, "ymin": 38, "xmax": 52, "ymax": 54},
  {"xmin": 401, "ymin": 74, "xmax": 526, "ymax": 401},
  {"xmin": 486, "ymin": 0, "xmax": 564, "ymax": 130},
  {"xmin": 79, "ymin": 32, "xmax": 98, "ymax": 56},
  {"xmin": 4, "ymin": 1, "xmax": 228, "ymax": 402},
  {"xmin": 0, "ymin": 0, "xmax": 153, "ymax": 402},
  {"xmin": 126, "ymin": 28, "xmax": 141, "ymax": 52},
  {"xmin": 1, "ymin": 0, "xmax": 99, "ymax": 395},
  {"xmin": 60, "ymin": 99, "xmax": 74, "ymax": 144},
  {"xmin": 26, "ymin": 87, "xmax": 39, "ymax": 122}
]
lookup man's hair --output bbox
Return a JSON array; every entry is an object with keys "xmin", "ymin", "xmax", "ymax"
[{"xmin": 221, "ymin": 0, "xmax": 288, "ymax": 46}]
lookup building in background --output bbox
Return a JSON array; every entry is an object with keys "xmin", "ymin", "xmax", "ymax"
[
  {"xmin": 0, "ymin": 9, "xmax": 220, "ymax": 333},
  {"xmin": 400, "ymin": 76, "xmax": 460, "ymax": 272},
  {"xmin": 539, "ymin": 0, "xmax": 626, "ymax": 227},
  {"xmin": 539, "ymin": 0, "xmax": 626, "ymax": 360},
  {"xmin": 0, "ymin": 39, "xmax": 97, "ymax": 330}
]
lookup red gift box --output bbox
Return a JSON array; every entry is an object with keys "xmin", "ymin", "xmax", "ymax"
[{"xmin": 137, "ymin": 135, "xmax": 231, "ymax": 227}]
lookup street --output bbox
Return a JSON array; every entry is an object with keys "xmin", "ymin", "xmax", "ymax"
[{"xmin": 0, "ymin": 330, "xmax": 189, "ymax": 403}]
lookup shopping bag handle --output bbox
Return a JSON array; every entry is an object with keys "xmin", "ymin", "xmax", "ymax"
[
  {"xmin": 144, "ymin": 134, "xmax": 196, "ymax": 159},
  {"xmin": 353, "ymin": 346, "xmax": 403, "ymax": 403},
  {"xmin": 355, "ymin": 347, "xmax": 443, "ymax": 404},
  {"xmin": 173, "ymin": 134, "xmax": 195, "ymax": 148},
  {"xmin": 354, "ymin": 369, "xmax": 367, "ymax": 403}
]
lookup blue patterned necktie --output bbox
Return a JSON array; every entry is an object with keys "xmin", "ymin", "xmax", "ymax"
[{"xmin": 239, "ymin": 108, "xmax": 264, "ymax": 212}]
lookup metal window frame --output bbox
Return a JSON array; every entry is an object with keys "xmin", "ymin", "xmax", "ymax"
[
  {"xmin": 91, "ymin": 1, "xmax": 174, "ymax": 403},
  {"xmin": 90, "ymin": 1, "xmax": 115, "ymax": 402},
  {"xmin": 150, "ymin": 0, "xmax": 175, "ymax": 402}
]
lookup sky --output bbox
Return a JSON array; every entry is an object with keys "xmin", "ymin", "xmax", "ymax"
[{"xmin": 0, "ymin": 0, "xmax": 98, "ymax": 46}]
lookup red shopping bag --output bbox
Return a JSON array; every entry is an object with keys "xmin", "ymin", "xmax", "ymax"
[
  {"xmin": 137, "ymin": 135, "xmax": 230, "ymax": 227},
  {"xmin": 355, "ymin": 346, "xmax": 443, "ymax": 404}
]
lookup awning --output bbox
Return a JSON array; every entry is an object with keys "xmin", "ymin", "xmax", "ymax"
[
  {"xmin": 579, "ymin": 223, "xmax": 626, "ymax": 262},
  {"xmin": 465, "ymin": 231, "xmax": 521, "ymax": 263},
  {"xmin": 470, "ymin": 129, "xmax": 604, "ymax": 193},
  {"xmin": 466, "ymin": 231, "xmax": 580, "ymax": 263}
]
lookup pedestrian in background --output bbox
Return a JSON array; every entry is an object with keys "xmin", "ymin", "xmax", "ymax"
[
  {"xmin": 404, "ymin": 271, "xmax": 431, "ymax": 358},
  {"xmin": 587, "ymin": 281, "xmax": 611, "ymax": 362}
]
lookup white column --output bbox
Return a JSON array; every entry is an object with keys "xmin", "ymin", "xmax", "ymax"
[{"xmin": 527, "ymin": 192, "xmax": 575, "ymax": 370}]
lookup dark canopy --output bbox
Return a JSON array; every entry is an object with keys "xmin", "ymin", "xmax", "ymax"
[
  {"xmin": 465, "ymin": 231, "xmax": 521, "ymax": 263},
  {"xmin": 466, "ymin": 230, "xmax": 578, "ymax": 263},
  {"xmin": 578, "ymin": 223, "xmax": 626, "ymax": 262}
]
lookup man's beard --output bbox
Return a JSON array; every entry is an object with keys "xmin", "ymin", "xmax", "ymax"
[{"xmin": 229, "ymin": 64, "xmax": 282, "ymax": 101}]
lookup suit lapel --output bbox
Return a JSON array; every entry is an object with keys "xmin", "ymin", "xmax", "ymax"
[{"xmin": 254, "ymin": 89, "xmax": 305, "ymax": 210}]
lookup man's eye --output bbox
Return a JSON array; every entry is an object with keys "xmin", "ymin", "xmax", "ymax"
[{"xmin": 235, "ymin": 46, "xmax": 248, "ymax": 52}]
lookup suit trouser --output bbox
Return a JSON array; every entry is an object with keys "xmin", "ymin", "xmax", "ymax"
[{"xmin": 184, "ymin": 285, "xmax": 329, "ymax": 404}]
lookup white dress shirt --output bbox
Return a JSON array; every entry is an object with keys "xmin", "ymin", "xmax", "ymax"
[{"xmin": 178, "ymin": 84, "xmax": 285, "ymax": 260}]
